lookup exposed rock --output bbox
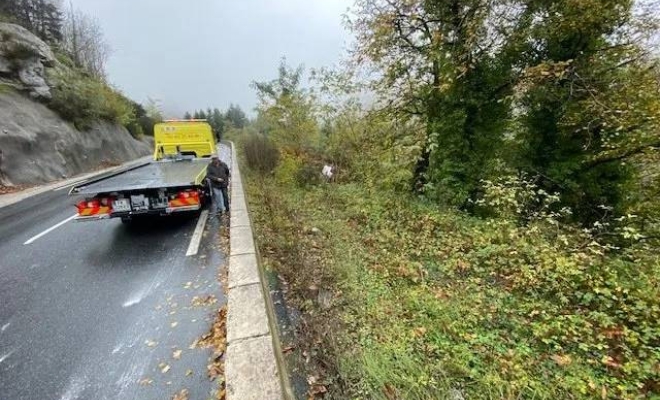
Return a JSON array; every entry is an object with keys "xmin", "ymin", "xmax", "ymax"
[
  {"xmin": 0, "ymin": 23, "xmax": 56, "ymax": 99},
  {"xmin": 17, "ymin": 57, "xmax": 50, "ymax": 98},
  {"xmin": 0, "ymin": 56, "xmax": 11, "ymax": 74},
  {"xmin": 0, "ymin": 23, "xmax": 55, "ymax": 66},
  {"xmin": 0, "ymin": 91, "xmax": 150, "ymax": 186}
]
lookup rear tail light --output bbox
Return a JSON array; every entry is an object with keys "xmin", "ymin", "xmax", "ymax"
[
  {"xmin": 76, "ymin": 198, "xmax": 113, "ymax": 214},
  {"xmin": 178, "ymin": 190, "xmax": 199, "ymax": 200},
  {"xmin": 168, "ymin": 190, "xmax": 201, "ymax": 207},
  {"xmin": 76, "ymin": 200, "xmax": 88, "ymax": 212}
]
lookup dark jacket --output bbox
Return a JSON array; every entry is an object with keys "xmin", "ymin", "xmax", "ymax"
[{"xmin": 207, "ymin": 160, "xmax": 230, "ymax": 188}]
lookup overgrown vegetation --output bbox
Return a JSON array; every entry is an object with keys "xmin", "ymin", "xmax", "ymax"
[
  {"xmin": 47, "ymin": 66, "xmax": 133, "ymax": 130},
  {"xmin": 234, "ymin": 0, "xmax": 660, "ymax": 398}
]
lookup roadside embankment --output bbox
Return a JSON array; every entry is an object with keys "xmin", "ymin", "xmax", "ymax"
[{"xmin": 0, "ymin": 90, "xmax": 150, "ymax": 186}]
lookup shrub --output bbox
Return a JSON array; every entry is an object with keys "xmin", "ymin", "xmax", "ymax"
[
  {"xmin": 242, "ymin": 134, "xmax": 279, "ymax": 174},
  {"xmin": 273, "ymin": 153, "xmax": 301, "ymax": 185},
  {"xmin": 48, "ymin": 66, "xmax": 135, "ymax": 130},
  {"xmin": 295, "ymin": 162, "xmax": 321, "ymax": 187}
]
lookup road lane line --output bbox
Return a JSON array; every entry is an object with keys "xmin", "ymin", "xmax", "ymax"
[
  {"xmin": 24, "ymin": 214, "xmax": 77, "ymax": 245},
  {"xmin": 186, "ymin": 210, "xmax": 209, "ymax": 256},
  {"xmin": 0, "ymin": 349, "xmax": 15, "ymax": 363}
]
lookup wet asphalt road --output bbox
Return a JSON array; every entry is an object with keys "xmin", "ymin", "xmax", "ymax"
[{"xmin": 0, "ymin": 149, "xmax": 230, "ymax": 400}]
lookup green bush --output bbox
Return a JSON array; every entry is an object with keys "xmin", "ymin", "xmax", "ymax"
[
  {"xmin": 48, "ymin": 67, "xmax": 135, "ymax": 130},
  {"xmin": 243, "ymin": 134, "xmax": 279, "ymax": 174},
  {"xmin": 273, "ymin": 153, "xmax": 302, "ymax": 185}
]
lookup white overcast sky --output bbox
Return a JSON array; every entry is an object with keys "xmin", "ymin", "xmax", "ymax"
[{"xmin": 70, "ymin": 0, "xmax": 353, "ymax": 117}]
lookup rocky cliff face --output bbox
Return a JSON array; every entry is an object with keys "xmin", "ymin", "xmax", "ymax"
[
  {"xmin": 0, "ymin": 91, "xmax": 151, "ymax": 186},
  {"xmin": 0, "ymin": 23, "xmax": 56, "ymax": 99},
  {"xmin": 0, "ymin": 23, "xmax": 151, "ymax": 186}
]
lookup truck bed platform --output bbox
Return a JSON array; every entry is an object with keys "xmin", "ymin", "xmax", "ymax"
[{"xmin": 69, "ymin": 159, "xmax": 209, "ymax": 195}]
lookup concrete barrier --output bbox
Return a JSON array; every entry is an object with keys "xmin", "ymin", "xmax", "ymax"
[{"xmin": 225, "ymin": 142, "xmax": 288, "ymax": 400}]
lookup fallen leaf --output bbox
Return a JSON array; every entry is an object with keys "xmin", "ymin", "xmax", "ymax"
[
  {"xmin": 282, "ymin": 345, "xmax": 295, "ymax": 354},
  {"xmin": 171, "ymin": 322, "xmax": 179, "ymax": 328},
  {"xmin": 138, "ymin": 378, "xmax": 153, "ymax": 386},
  {"xmin": 185, "ymin": 369, "xmax": 193, "ymax": 376},
  {"xmin": 551, "ymin": 354, "xmax": 572, "ymax": 367},
  {"xmin": 159, "ymin": 362, "xmax": 171, "ymax": 373},
  {"xmin": 602, "ymin": 355, "xmax": 622, "ymax": 369},
  {"xmin": 412, "ymin": 327, "xmax": 427, "ymax": 337},
  {"xmin": 310, "ymin": 384, "xmax": 327, "ymax": 395},
  {"xmin": 173, "ymin": 350, "xmax": 182, "ymax": 360},
  {"xmin": 383, "ymin": 383, "xmax": 397, "ymax": 400},
  {"xmin": 172, "ymin": 388, "xmax": 189, "ymax": 400},
  {"xmin": 145, "ymin": 340, "xmax": 158, "ymax": 348}
]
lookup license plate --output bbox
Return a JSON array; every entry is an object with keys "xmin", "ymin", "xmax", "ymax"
[
  {"xmin": 130, "ymin": 195, "xmax": 149, "ymax": 211},
  {"xmin": 113, "ymin": 199, "xmax": 131, "ymax": 212}
]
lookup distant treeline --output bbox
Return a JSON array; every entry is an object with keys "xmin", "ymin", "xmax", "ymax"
[{"xmin": 182, "ymin": 104, "xmax": 248, "ymax": 141}]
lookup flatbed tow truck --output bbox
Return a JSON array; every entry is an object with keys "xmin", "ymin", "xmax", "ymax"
[{"xmin": 69, "ymin": 120, "xmax": 215, "ymax": 222}]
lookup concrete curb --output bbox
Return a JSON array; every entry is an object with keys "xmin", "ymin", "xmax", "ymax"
[{"xmin": 225, "ymin": 142, "xmax": 288, "ymax": 400}]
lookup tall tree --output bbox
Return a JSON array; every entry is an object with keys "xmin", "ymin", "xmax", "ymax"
[
  {"xmin": 1, "ymin": 0, "xmax": 63, "ymax": 42},
  {"xmin": 62, "ymin": 3, "xmax": 110, "ymax": 78},
  {"xmin": 183, "ymin": 111, "xmax": 192, "ymax": 120},
  {"xmin": 350, "ymin": 0, "xmax": 517, "ymax": 206},
  {"xmin": 225, "ymin": 103, "xmax": 248, "ymax": 129},
  {"xmin": 514, "ymin": 0, "xmax": 660, "ymax": 221},
  {"xmin": 209, "ymin": 108, "xmax": 225, "ymax": 140},
  {"xmin": 253, "ymin": 60, "xmax": 318, "ymax": 152}
]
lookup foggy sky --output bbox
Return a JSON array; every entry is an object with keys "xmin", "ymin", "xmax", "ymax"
[{"xmin": 70, "ymin": 0, "xmax": 353, "ymax": 118}]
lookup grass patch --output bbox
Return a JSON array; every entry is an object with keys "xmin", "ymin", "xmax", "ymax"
[{"xmin": 245, "ymin": 174, "xmax": 660, "ymax": 400}]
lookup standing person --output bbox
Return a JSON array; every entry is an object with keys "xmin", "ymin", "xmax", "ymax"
[{"xmin": 207, "ymin": 155, "xmax": 230, "ymax": 215}]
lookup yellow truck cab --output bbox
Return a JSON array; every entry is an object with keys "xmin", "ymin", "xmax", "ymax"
[
  {"xmin": 154, "ymin": 120, "xmax": 216, "ymax": 160},
  {"xmin": 69, "ymin": 120, "xmax": 219, "ymax": 222}
]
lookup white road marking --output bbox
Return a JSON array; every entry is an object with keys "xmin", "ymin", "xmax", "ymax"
[
  {"xmin": 52, "ymin": 179, "xmax": 88, "ymax": 192},
  {"xmin": 0, "ymin": 349, "xmax": 15, "ymax": 363},
  {"xmin": 186, "ymin": 210, "xmax": 209, "ymax": 256},
  {"xmin": 1, "ymin": 323, "xmax": 9, "ymax": 332},
  {"xmin": 60, "ymin": 376, "xmax": 87, "ymax": 400},
  {"xmin": 24, "ymin": 214, "xmax": 77, "ymax": 245}
]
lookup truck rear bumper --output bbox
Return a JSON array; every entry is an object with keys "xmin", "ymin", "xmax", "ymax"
[
  {"xmin": 74, "ymin": 205, "xmax": 202, "ymax": 221},
  {"xmin": 75, "ymin": 214, "xmax": 112, "ymax": 222}
]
